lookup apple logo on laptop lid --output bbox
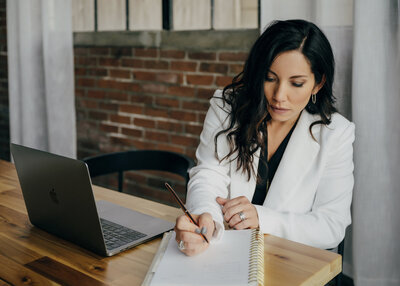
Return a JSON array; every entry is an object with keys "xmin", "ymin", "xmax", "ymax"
[{"xmin": 49, "ymin": 188, "xmax": 59, "ymax": 204}]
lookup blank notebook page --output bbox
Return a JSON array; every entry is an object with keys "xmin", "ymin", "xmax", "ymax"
[{"xmin": 150, "ymin": 230, "xmax": 252, "ymax": 286}]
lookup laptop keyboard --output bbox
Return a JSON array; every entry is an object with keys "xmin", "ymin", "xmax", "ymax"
[{"xmin": 100, "ymin": 218, "xmax": 146, "ymax": 250}]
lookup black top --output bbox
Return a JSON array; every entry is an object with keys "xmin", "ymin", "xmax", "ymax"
[{"xmin": 251, "ymin": 123, "xmax": 297, "ymax": 205}]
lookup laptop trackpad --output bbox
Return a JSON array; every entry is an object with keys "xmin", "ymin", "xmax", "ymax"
[{"xmin": 96, "ymin": 200, "xmax": 174, "ymax": 236}]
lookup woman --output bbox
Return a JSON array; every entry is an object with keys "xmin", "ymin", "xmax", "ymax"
[{"xmin": 175, "ymin": 19, "xmax": 355, "ymax": 256}]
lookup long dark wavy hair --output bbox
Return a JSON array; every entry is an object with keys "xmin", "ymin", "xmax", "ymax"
[{"xmin": 215, "ymin": 19, "xmax": 337, "ymax": 180}]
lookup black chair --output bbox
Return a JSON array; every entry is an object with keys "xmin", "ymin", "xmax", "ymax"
[
  {"xmin": 335, "ymin": 239, "xmax": 345, "ymax": 286},
  {"xmin": 83, "ymin": 150, "xmax": 195, "ymax": 195},
  {"xmin": 326, "ymin": 239, "xmax": 345, "ymax": 286}
]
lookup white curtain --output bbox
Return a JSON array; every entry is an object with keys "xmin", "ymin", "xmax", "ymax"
[
  {"xmin": 7, "ymin": 0, "xmax": 76, "ymax": 158},
  {"xmin": 352, "ymin": 1, "xmax": 400, "ymax": 285}
]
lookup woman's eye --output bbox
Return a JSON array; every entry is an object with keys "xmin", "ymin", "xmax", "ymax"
[
  {"xmin": 265, "ymin": 77, "xmax": 275, "ymax": 82},
  {"xmin": 292, "ymin": 82, "xmax": 304, "ymax": 87}
]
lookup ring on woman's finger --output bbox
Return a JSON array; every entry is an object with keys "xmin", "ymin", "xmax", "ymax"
[
  {"xmin": 178, "ymin": 240, "xmax": 185, "ymax": 250},
  {"xmin": 238, "ymin": 211, "xmax": 246, "ymax": 221}
]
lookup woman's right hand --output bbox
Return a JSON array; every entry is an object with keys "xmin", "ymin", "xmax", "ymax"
[{"xmin": 174, "ymin": 212, "xmax": 215, "ymax": 256}]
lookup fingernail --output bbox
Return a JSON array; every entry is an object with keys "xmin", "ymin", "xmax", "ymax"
[
  {"xmin": 201, "ymin": 226, "xmax": 207, "ymax": 234},
  {"xmin": 195, "ymin": 228, "xmax": 201, "ymax": 234}
]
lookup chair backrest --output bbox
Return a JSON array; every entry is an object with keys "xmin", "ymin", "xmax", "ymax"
[{"xmin": 83, "ymin": 150, "xmax": 195, "ymax": 195}]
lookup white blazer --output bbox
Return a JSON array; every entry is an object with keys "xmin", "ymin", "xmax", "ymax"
[{"xmin": 186, "ymin": 90, "xmax": 355, "ymax": 249}]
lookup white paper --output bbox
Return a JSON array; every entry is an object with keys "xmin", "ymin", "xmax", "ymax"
[{"xmin": 150, "ymin": 230, "xmax": 253, "ymax": 286}]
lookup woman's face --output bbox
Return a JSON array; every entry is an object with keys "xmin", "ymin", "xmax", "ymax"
[{"xmin": 264, "ymin": 50, "xmax": 323, "ymax": 126}]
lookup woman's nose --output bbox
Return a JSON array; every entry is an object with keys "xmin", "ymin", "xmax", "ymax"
[{"xmin": 273, "ymin": 83, "xmax": 287, "ymax": 102}]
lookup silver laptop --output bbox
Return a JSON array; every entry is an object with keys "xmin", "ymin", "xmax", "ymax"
[{"xmin": 10, "ymin": 143, "xmax": 175, "ymax": 256}]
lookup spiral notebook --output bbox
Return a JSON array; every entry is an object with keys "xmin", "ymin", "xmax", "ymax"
[{"xmin": 142, "ymin": 229, "xmax": 264, "ymax": 286}]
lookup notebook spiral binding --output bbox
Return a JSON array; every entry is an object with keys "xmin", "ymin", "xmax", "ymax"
[{"xmin": 248, "ymin": 229, "xmax": 265, "ymax": 286}]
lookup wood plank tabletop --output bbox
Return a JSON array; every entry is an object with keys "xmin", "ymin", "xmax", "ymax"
[{"xmin": 0, "ymin": 159, "xmax": 341, "ymax": 285}]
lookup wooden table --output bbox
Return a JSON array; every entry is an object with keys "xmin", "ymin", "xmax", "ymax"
[{"xmin": 0, "ymin": 160, "xmax": 341, "ymax": 285}]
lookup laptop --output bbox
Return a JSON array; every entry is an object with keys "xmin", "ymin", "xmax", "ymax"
[{"xmin": 10, "ymin": 143, "xmax": 175, "ymax": 256}]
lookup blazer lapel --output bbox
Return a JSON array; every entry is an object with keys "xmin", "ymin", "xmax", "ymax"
[{"xmin": 264, "ymin": 111, "xmax": 320, "ymax": 209}]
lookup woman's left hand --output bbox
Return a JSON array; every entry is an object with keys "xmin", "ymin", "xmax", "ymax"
[{"xmin": 216, "ymin": 196, "xmax": 259, "ymax": 230}]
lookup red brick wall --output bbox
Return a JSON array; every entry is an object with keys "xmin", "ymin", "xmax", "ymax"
[
  {"xmin": 0, "ymin": 0, "xmax": 9, "ymax": 161},
  {"xmin": 74, "ymin": 46, "xmax": 248, "ymax": 205}
]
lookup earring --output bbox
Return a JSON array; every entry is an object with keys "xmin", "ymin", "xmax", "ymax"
[{"xmin": 311, "ymin": 94, "xmax": 316, "ymax": 104}]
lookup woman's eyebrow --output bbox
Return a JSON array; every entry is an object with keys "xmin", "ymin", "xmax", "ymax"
[
  {"xmin": 267, "ymin": 70, "xmax": 308, "ymax": 79},
  {"xmin": 290, "ymin": 75, "xmax": 308, "ymax": 79}
]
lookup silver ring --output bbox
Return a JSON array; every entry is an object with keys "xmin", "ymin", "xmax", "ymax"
[
  {"xmin": 178, "ymin": 240, "xmax": 185, "ymax": 250},
  {"xmin": 238, "ymin": 211, "xmax": 246, "ymax": 221}
]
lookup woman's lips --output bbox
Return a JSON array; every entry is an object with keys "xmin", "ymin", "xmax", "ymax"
[{"xmin": 270, "ymin": 105, "xmax": 290, "ymax": 114}]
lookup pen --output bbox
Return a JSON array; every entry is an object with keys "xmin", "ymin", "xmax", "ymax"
[{"xmin": 164, "ymin": 182, "xmax": 209, "ymax": 243}]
